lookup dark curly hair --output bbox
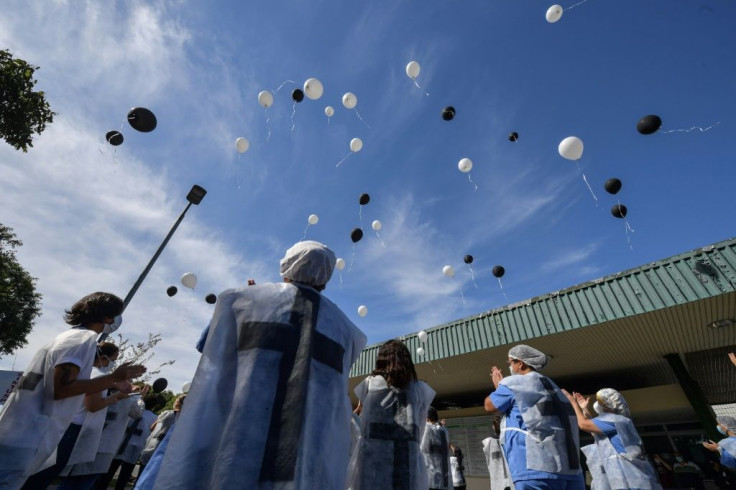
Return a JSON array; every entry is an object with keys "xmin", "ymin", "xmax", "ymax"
[
  {"xmin": 371, "ymin": 339, "xmax": 417, "ymax": 389},
  {"xmin": 64, "ymin": 292, "xmax": 123, "ymax": 326}
]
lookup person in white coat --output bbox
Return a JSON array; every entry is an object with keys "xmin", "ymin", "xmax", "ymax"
[
  {"xmin": 348, "ymin": 339, "xmax": 435, "ymax": 490},
  {"xmin": 422, "ymin": 407, "xmax": 451, "ymax": 490},
  {"xmin": 149, "ymin": 240, "xmax": 367, "ymax": 489},
  {"xmin": 0, "ymin": 292, "xmax": 146, "ymax": 490},
  {"xmin": 562, "ymin": 388, "xmax": 661, "ymax": 490}
]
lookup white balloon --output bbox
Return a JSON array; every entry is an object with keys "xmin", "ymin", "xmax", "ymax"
[
  {"xmin": 357, "ymin": 305, "xmax": 368, "ymax": 317},
  {"xmin": 182, "ymin": 381, "xmax": 191, "ymax": 393},
  {"xmin": 371, "ymin": 220, "xmax": 382, "ymax": 231},
  {"xmin": 350, "ymin": 138, "xmax": 363, "ymax": 152},
  {"xmin": 308, "ymin": 214, "xmax": 319, "ymax": 225},
  {"xmin": 442, "ymin": 265, "xmax": 455, "ymax": 277},
  {"xmin": 416, "ymin": 347, "xmax": 425, "ymax": 356},
  {"xmin": 325, "ymin": 106, "xmax": 334, "ymax": 117},
  {"xmin": 405, "ymin": 61, "xmax": 420, "ymax": 80},
  {"xmin": 418, "ymin": 330, "xmax": 428, "ymax": 343},
  {"xmin": 303, "ymin": 78, "xmax": 324, "ymax": 100},
  {"xmin": 458, "ymin": 158, "xmax": 473, "ymax": 173},
  {"xmin": 235, "ymin": 137, "xmax": 250, "ymax": 154},
  {"xmin": 558, "ymin": 136, "xmax": 584, "ymax": 161},
  {"xmin": 342, "ymin": 92, "xmax": 357, "ymax": 109},
  {"xmin": 335, "ymin": 258, "xmax": 345, "ymax": 270},
  {"xmin": 546, "ymin": 5, "xmax": 564, "ymax": 23},
  {"xmin": 258, "ymin": 90, "xmax": 274, "ymax": 108},
  {"xmin": 181, "ymin": 272, "xmax": 197, "ymax": 289}
]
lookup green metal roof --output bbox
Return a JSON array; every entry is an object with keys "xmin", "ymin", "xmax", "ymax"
[{"xmin": 349, "ymin": 236, "xmax": 736, "ymax": 378}]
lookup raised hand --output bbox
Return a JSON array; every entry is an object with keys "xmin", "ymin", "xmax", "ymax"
[
  {"xmin": 561, "ymin": 389, "xmax": 576, "ymax": 403},
  {"xmin": 491, "ymin": 365, "xmax": 504, "ymax": 389},
  {"xmin": 573, "ymin": 392, "xmax": 590, "ymax": 410},
  {"xmin": 702, "ymin": 440, "xmax": 719, "ymax": 452},
  {"xmin": 111, "ymin": 362, "xmax": 147, "ymax": 382},
  {"xmin": 729, "ymin": 352, "xmax": 736, "ymax": 368}
]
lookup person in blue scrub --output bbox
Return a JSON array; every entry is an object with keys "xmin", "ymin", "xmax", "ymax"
[
  {"xmin": 484, "ymin": 344, "xmax": 584, "ymax": 490},
  {"xmin": 563, "ymin": 388, "xmax": 662, "ymax": 489},
  {"xmin": 703, "ymin": 415, "xmax": 736, "ymax": 470}
]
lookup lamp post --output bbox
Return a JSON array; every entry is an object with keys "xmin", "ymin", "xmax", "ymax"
[{"xmin": 99, "ymin": 185, "xmax": 206, "ymax": 341}]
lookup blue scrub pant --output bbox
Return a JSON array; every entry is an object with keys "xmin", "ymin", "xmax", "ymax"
[{"xmin": 513, "ymin": 476, "xmax": 585, "ymax": 490}]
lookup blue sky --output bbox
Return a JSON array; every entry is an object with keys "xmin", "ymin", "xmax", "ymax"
[{"xmin": 1, "ymin": 0, "xmax": 734, "ymax": 391}]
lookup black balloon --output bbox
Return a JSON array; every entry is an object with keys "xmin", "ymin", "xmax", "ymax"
[
  {"xmin": 205, "ymin": 293, "xmax": 217, "ymax": 304},
  {"xmin": 464, "ymin": 255, "xmax": 473, "ymax": 264},
  {"xmin": 292, "ymin": 89, "xmax": 304, "ymax": 102},
  {"xmin": 166, "ymin": 286, "xmax": 178, "ymax": 297},
  {"xmin": 106, "ymin": 130, "xmax": 124, "ymax": 146},
  {"xmin": 611, "ymin": 204, "xmax": 628, "ymax": 219},
  {"xmin": 351, "ymin": 228, "xmax": 363, "ymax": 243},
  {"xmin": 636, "ymin": 115, "xmax": 662, "ymax": 135},
  {"xmin": 359, "ymin": 193, "xmax": 370, "ymax": 205},
  {"xmin": 508, "ymin": 132, "xmax": 519, "ymax": 142},
  {"xmin": 127, "ymin": 107, "xmax": 157, "ymax": 132},
  {"xmin": 441, "ymin": 106, "xmax": 456, "ymax": 121},
  {"xmin": 604, "ymin": 178, "xmax": 622, "ymax": 195},
  {"xmin": 152, "ymin": 378, "xmax": 168, "ymax": 393},
  {"xmin": 492, "ymin": 265, "xmax": 505, "ymax": 278}
]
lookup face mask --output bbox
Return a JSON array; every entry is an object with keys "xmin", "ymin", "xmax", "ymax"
[
  {"xmin": 593, "ymin": 401, "xmax": 603, "ymax": 414},
  {"xmin": 98, "ymin": 363, "xmax": 114, "ymax": 375},
  {"xmin": 103, "ymin": 315, "xmax": 123, "ymax": 335},
  {"xmin": 509, "ymin": 365, "xmax": 518, "ymax": 376},
  {"xmin": 675, "ymin": 457, "xmax": 684, "ymax": 463},
  {"xmin": 717, "ymin": 426, "xmax": 728, "ymax": 436}
]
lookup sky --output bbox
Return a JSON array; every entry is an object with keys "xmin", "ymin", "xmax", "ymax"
[{"xmin": 1, "ymin": 0, "xmax": 735, "ymax": 393}]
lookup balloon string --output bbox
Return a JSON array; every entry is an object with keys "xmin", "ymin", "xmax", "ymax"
[
  {"xmin": 468, "ymin": 265, "xmax": 479, "ymax": 289},
  {"xmin": 413, "ymin": 79, "xmax": 430, "ymax": 97},
  {"xmin": 273, "ymin": 80, "xmax": 295, "ymax": 93},
  {"xmin": 327, "ymin": 115, "xmax": 331, "ymax": 125},
  {"xmin": 497, "ymin": 278, "xmax": 509, "ymax": 303},
  {"xmin": 375, "ymin": 230, "xmax": 386, "ymax": 248},
  {"xmin": 264, "ymin": 108, "xmax": 271, "ymax": 142},
  {"xmin": 338, "ymin": 270, "xmax": 344, "ymax": 288},
  {"xmin": 301, "ymin": 223, "xmax": 310, "ymax": 242},
  {"xmin": 353, "ymin": 108, "xmax": 371, "ymax": 129},
  {"xmin": 460, "ymin": 289, "xmax": 466, "ymax": 305},
  {"xmin": 659, "ymin": 121, "xmax": 720, "ymax": 134},
  {"xmin": 358, "ymin": 205, "xmax": 363, "ymax": 227},
  {"xmin": 349, "ymin": 243, "xmax": 356, "ymax": 271},
  {"xmin": 336, "ymin": 152, "xmax": 351, "ymax": 167},
  {"xmin": 291, "ymin": 102, "xmax": 297, "ymax": 132},
  {"xmin": 576, "ymin": 162, "xmax": 598, "ymax": 205},
  {"xmin": 566, "ymin": 0, "xmax": 589, "ymax": 10},
  {"xmin": 467, "ymin": 173, "xmax": 478, "ymax": 191}
]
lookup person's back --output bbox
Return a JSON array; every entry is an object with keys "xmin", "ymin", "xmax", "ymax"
[
  {"xmin": 422, "ymin": 408, "xmax": 451, "ymax": 490},
  {"xmin": 150, "ymin": 241, "xmax": 367, "ymax": 489}
]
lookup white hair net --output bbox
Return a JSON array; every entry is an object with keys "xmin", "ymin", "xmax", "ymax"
[
  {"xmin": 508, "ymin": 344, "xmax": 548, "ymax": 371},
  {"xmin": 717, "ymin": 415, "xmax": 736, "ymax": 432},
  {"xmin": 279, "ymin": 240, "xmax": 336, "ymax": 288},
  {"xmin": 596, "ymin": 388, "xmax": 631, "ymax": 418}
]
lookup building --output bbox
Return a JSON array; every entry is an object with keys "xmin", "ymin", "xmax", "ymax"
[{"xmin": 349, "ymin": 236, "xmax": 736, "ymax": 489}]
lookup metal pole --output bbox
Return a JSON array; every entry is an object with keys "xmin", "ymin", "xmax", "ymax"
[{"xmin": 99, "ymin": 201, "xmax": 193, "ymax": 342}]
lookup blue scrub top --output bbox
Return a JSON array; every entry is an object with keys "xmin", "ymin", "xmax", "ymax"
[
  {"xmin": 490, "ymin": 384, "xmax": 581, "ymax": 483},
  {"xmin": 591, "ymin": 418, "xmax": 625, "ymax": 453},
  {"xmin": 721, "ymin": 438, "xmax": 736, "ymax": 470}
]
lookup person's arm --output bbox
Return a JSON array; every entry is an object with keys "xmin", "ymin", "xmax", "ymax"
[
  {"xmin": 54, "ymin": 361, "xmax": 147, "ymax": 400},
  {"xmin": 653, "ymin": 454, "xmax": 672, "ymax": 471},
  {"xmin": 484, "ymin": 365, "xmax": 504, "ymax": 413},
  {"xmin": 729, "ymin": 352, "xmax": 736, "ymax": 368},
  {"xmin": 562, "ymin": 389, "xmax": 602, "ymax": 434},
  {"xmin": 703, "ymin": 440, "xmax": 721, "ymax": 454},
  {"xmin": 83, "ymin": 391, "xmax": 129, "ymax": 412}
]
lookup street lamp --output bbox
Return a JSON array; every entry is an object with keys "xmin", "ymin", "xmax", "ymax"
[{"xmin": 99, "ymin": 185, "xmax": 206, "ymax": 341}]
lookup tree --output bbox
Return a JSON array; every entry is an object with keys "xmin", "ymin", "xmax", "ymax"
[
  {"xmin": 0, "ymin": 49, "xmax": 55, "ymax": 152},
  {"xmin": 110, "ymin": 332, "xmax": 175, "ymax": 384},
  {"xmin": 0, "ymin": 224, "xmax": 42, "ymax": 356}
]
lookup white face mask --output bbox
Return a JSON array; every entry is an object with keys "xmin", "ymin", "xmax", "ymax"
[
  {"xmin": 509, "ymin": 364, "xmax": 518, "ymax": 376},
  {"xmin": 98, "ymin": 362, "xmax": 114, "ymax": 375},
  {"xmin": 593, "ymin": 401, "xmax": 604, "ymax": 414},
  {"xmin": 103, "ymin": 315, "xmax": 123, "ymax": 335}
]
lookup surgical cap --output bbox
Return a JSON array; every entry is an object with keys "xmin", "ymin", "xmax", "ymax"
[
  {"xmin": 596, "ymin": 388, "xmax": 631, "ymax": 418},
  {"xmin": 279, "ymin": 240, "xmax": 336, "ymax": 288},
  {"xmin": 508, "ymin": 344, "xmax": 548, "ymax": 371},
  {"xmin": 717, "ymin": 415, "xmax": 736, "ymax": 432}
]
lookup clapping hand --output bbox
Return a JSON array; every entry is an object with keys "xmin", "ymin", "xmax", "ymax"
[
  {"xmin": 573, "ymin": 392, "xmax": 590, "ymax": 410},
  {"xmin": 729, "ymin": 352, "xmax": 736, "ymax": 368},
  {"xmin": 703, "ymin": 440, "xmax": 719, "ymax": 452},
  {"xmin": 490, "ymin": 365, "xmax": 504, "ymax": 389}
]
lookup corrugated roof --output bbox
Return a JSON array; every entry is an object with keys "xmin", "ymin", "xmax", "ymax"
[{"xmin": 350, "ymin": 237, "xmax": 736, "ymax": 378}]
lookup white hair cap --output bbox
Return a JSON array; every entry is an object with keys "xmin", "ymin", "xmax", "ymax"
[
  {"xmin": 279, "ymin": 240, "xmax": 336, "ymax": 288},
  {"xmin": 717, "ymin": 415, "xmax": 736, "ymax": 432},
  {"xmin": 596, "ymin": 388, "xmax": 631, "ymax": 418},
  {"xmin": 508, "ymin": 344, "xmax": 548, "ymax": 371}
]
